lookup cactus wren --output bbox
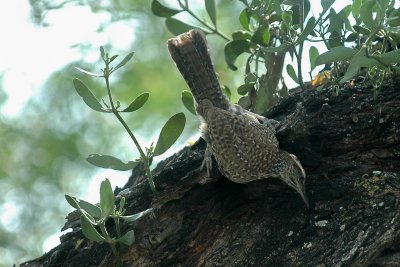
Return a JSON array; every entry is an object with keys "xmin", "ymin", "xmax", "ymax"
[{"xmin": 168, "ymin": 29, "xmax": 308, "ymax": 208}]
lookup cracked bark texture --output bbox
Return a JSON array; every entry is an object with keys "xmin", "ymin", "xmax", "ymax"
[{"xmin": 22, "ymin": 78, "xmax": 400, "ymax": 267}]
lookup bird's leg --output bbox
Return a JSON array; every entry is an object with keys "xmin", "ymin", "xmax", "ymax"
[{"xmin": 200, "ymin": 144, "xmax": 213, "ymax": 177}]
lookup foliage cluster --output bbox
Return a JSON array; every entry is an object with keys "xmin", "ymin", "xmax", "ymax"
[
  {"xmin": 73, "ymin": 47, "xmax": 186, "ymax": 192},
  {"xmin": 66, "ymin": 179, "xmax": 152, "ymax": 266},
  {"xmin": 153, "ymin": 0, "xmax": 400, "ymax": 113}
]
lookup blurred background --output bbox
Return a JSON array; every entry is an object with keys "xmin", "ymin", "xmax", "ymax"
[{"xmin": 0, "ymin": 0, "xmax": 243, "ymax": 265}]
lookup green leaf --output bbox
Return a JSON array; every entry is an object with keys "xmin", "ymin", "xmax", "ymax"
[
  {"xmin": 205, "ymin": 0, "xmax": 217, "ymax": 26},
  {"xmin": 359, "ymin": 0, "xmax": 377, "ymax": 28},
  {"xmin": 114, "ymin": 52, "xmax": 134, "ymax": 72},
  {"xmin": 74, "ymin": 67, "xmax": 103, "ymax": 77},
  {"xmin": 118, "ymin": 197, "xmax": 126, "ymax": 213},
  {"xmin": 109, "ymin": 55, "xmax": 118, "ymax": 63},
  {"xmin": 65, "ymin": 195, "xmax": 80, "ymax": 210},
  {"xmin": 224, "ymin": 40, "xmax": 250, "ymax": 70},
  {"xmin": 353, "ymin": 25, "xmax": 371, "ymax": 35},
  {"xmin": 151, "ymin": 0, "xmax": 182, "ymax": 17},
  {"xmin": 232, "ymin": 30, "xmax": 252, "ymax": 40},
  {"xmin": 237, "ymin": 83, "xmax": 254, "ymax": 95},
  {"xmin": 78, "ymin": 199, "xmax": 102, "ymax": 218},
  {"xmin": 309, "ymin": 46, "xmax": 319, "ymax": 70},
  {"xmin": 327, "ymin": 31, "xmax": 341, "ymax": 48},
  {"xmin": 245, "ymin": 72, "xmax": 257, "ymax": 83},
  {"xmin": 118, "ymin": 230, "xmax": 135, "ymax": 246},
  {"xmin": 377, "ymin": 50, "xmax": 400, "ymax": 65},
  {"xmin": 100, "ymin": 46, "xmax": 105, "ymax": 61},
  {"xmin": 315, "ymin": 46, "xmax": 358, "ymax": 65},
  {"xmin": 340, "ymin": 46, "xmax": 367, "ymax": 83},
  {"xmin": 239, "ymin": 8, "xmax": 251, "ymax": 30},
  {"xmin": 351, "ymin": 0, "xmax": 362, "ymax": 18},
  {"xmin": 122, "ymin": 92, "xmax": 149, "ymax": 112},
  {"xmin": 153, "ymin": 113, "xmax": 186, "ymax": 156},
  {"xmin": 100, "ymin": 178, "xmax": 115, "ymax": 218},
  {"xmin": 251, "ymin": 28, "xmax": 270, "ymax": 46},
  {"xmin": 322, "ymin": 0, "xmax": 335, "ymax": 12},
  {"xmin": 80, "ymin": 215, "xmax": 105, "ymax": 242},
  {"xmin": 87, "ymin": 154, "xmax": 139, "ymax": 171},
  {"xmin": 181, "ymin": 90, "xmax": 196, "ymax": 115},
  {"xmin": 121, "ymin": 208, "xmax": 153, "ymax": 222},
  {"xmin": 221, "ymin": 85, "xmax": 231, "ymax": 100},
  {"xmin": 165, "ymin": 18, "xmax": 196, "ymax": 36},
  {"xmin": 286, "ymin": 64, "xmax": 299, "ymax": 84},
  {"xmin": 345, "ymin": 33, "xmax": 358, "ymax": 42},
  {"xmin": 296, "ymin": 17, "xmax": 315, "ymax": 44},
  {"xmin": 238, "ymin": 95, "xmax": 251, "ymax": 110},
  {"xmin": 73, "ymin": 79, "xmax": 105, "ymax": 112}
]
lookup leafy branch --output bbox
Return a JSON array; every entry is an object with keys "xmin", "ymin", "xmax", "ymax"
[{"xmin": 73, "ymin": 47, "xmax": 186, "ymax": 193}]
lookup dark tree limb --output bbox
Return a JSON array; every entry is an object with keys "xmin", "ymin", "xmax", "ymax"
[{"xmin": 22, "ymin": 78, "xmax": 400, "ymax": 267}]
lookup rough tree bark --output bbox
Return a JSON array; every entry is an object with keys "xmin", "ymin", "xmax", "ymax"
[{"xmin": 22, "ymin": 78, "xmax": 400, "ymax": 267}]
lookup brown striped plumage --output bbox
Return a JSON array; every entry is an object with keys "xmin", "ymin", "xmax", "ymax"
[{"xmin": 168, "ymin": 29, "xmax": 308, "ymax": 208}]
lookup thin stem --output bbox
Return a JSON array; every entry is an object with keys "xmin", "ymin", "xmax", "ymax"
[
  {"xmin": 103, "ymin": 69, "xmax": 157, "ymax": 193},
  {"xmin": 178, "ymin": 0, "xmax": 230, "ymax": 41},
  {"xmin": 99, "ymin": 221, "xmax": 122, "ymax": 266},
  {"xmin": 114, "ymin": 217, "xmax": 121, "ymax": 239}
]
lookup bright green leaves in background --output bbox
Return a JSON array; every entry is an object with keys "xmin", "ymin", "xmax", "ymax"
[
  {"xmin": 66, "ymin": 178, "xmax": 153, "ymax": 265},
  {"xmin": 152, "ymin": 0, "xmax": 229, "ymax": 39},
  {"xmin": 73, "ymin": 46, "xmax": 186, "ymax": 192},
  {"xmin": 153, "ymin": 0, "xmax": 400, "ymax": 115},
  {"xmin": 153, "ymin": 112, "xmax": 186, "ymax": 156},
  {"xmin": 314, "ymin": 0, "xmax": 400, "ymax": 84}
]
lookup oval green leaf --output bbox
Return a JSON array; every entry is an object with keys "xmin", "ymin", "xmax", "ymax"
[
  {"xmin": 86, "ymin": 154, "xmax": 139, "ymax": 171},
  {"xmin": 114, "ymin": 52, "xmax": 134, "ymax": 72},
  {"xmin": 181, "ymin": 90, "xmax": 196, "ymax": 115},
  {"xmin": 205, "ymin": 0, "xmax": 217, "ymax": 26},
  {"xmin": 100, "ymin": 178, "xmax": 115, "ymax": 218},
  {"xmin": 237, "ymin": 83, "xmax": 254, "ymax": 95},
  {"xmin": 221, "ymin": 85, "xmax": 231, "ymax": 100},
  {"xmin": 239, "ymin": 8, "xmax": 251, "ymax": 30},
  {"xmin": 251, "ymin": 28, "xmax": 270, "ymax": 46},
  {"xmin": 238, "ymin": 95, "xmax": 251, "ymax": 110},
  {"xmin": 309, "ymin": 46, "xmax": 319, "ymax": 70},
  {"xmin": 359, "ymin": 0, "xmax": 377, "ymax": 28},
  {"xmin": 122, "ymin": 92, "xmax": 149, "ymax": 112},
  {"xmin": 118, "ymin": 230, "xmax": 135, "ymax": 246},
  {"xmin": 73, "ymin": 79, "xmax": 106, "ymax": 112},
  {"xmin": 315, "ymin": 46, "xmax": 358, "ymax": 66},
  {"xmin": 232, "ymin": 30, "xmax": 252, "ymax": 40},
  {"xmin": 351, "ymin": 0, "xmax": 362, "ymax": 18},
  {"xmin": 78, "ymin": 199, "xmax": 102, "ymax": 218},
  {"xmin": 80, "ymin": 215, "xmax": 105, "ymax": 243},
  {"xmin": 296, "ymin": 17, "xmax": 316, "ymax": 44},
  {"xmin": 340, "ymin": 46, "xmax": 373, "ymax": 83},
  {"xmin": 151, "ymin": 0, "xmax": 182, "ymax": 17},
  {"xmin": 109, "ymin": 55, "xmax": 118, "ymax": 63},
  {"xmin": 121, "ymin": 208, "xmax": 153, "ymax": 222},
  {"xmin": 65, "ymin": 195, "xmax": 80, "ymax": 210},
  {"xmin": 286, "ymin": 64, "xmax": 299, "ymax": 84},
  {"xmin": 100, "ymin": 46, "xmax": 105, "ymax": 61},
  {"xmin": 166, "ymin": 18, "xmax": 197, "ymax": 36},
  {"xmin": 224, "ymin": 40, "xmax": 250, "ymax": 70},
  {"xmin": 153, "ymin": 113, "xmax": 186, "ymax": 156}
]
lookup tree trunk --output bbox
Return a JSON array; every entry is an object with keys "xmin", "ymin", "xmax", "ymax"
[{"xmin": 22, "ymin": 79, "xmax": 400, "ymax": 267}]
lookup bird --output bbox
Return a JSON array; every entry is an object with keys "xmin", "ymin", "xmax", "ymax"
[{"xmin": 167, "ymin": 29, "xmax": 308, "ymax": 208}]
